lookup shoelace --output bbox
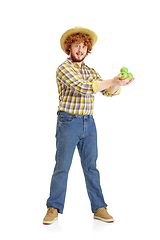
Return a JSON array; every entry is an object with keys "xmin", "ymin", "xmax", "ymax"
[
  {"xmin": 47, "ymin": 208, "xmax": 54, "ymax": 214},
  {"xmin": 97, "ymin": 207, "xmax": 107, "ymax": 213}
]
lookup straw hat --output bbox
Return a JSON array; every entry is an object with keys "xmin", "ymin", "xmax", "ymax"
[{"xmin": 60, "ymin": 26, "xmax": 98, "ymax": 54}]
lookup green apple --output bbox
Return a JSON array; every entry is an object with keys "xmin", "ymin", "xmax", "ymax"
[
  {"xmin": 127, "ymin": 72, "xmax": 133, "ymax": 79},
  {"xmin": 120, "ymin": 67, "xmax": 128, "ymax": 73},
  {"xmin": 118, "ymin": 72, "xmax": 128, "ymax": 80}
]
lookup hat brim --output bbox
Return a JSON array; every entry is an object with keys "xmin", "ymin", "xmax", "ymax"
[{"xmin": 60, "ymin": 27, "xmax": 98, "ymax": 54}]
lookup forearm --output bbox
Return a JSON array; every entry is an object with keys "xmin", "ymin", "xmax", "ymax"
[
  {"xmin": 95, "ymin": 74, "xmax": 135, "ymax": 94},
  {"xmin": 96, "ymin": 79, "xmax": 113, "ymax": 92},
  {"xmin": 96, "ymin": 79, "xmax": 119, "ymax": 93},
  {"xmin": 109, "ymin": 85, "xmax": 120, "ymax": 94}
]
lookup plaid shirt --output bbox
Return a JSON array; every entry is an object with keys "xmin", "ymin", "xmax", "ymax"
[{"xmin": 56, "ymin": 58, "xmax": 120, "ymax": 115}]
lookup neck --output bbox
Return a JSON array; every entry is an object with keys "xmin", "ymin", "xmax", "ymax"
[
  {"xmin": 76, "ymin": 61, "xmax": 83, "ymax": 68},
  {"xmin": 69, "ymin": 55, "xmax": 83, "ymax": 68}
]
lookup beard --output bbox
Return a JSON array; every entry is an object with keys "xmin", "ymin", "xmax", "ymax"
[{"xmin": 70, "ymin": 50, "xmax": 87, "ymax": 63}]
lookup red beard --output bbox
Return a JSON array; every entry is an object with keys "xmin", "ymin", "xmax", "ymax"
[{"xmin": 70, "ymin": 50, "xmax": 87, "ymax": 63}]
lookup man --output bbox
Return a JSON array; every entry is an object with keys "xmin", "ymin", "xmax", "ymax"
[{"xmin": 43, "ymin": 27, "xmax": 134, "ymax": 224}]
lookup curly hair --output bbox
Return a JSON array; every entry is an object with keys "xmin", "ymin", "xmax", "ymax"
[{"xmin": 64, "ymin": 33, "xmax": 93, "ymax": 55}]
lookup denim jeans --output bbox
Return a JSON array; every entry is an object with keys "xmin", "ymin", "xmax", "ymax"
[{"xmin": 46, "ymin": 111, "xmax": 107, "ymax": 213}]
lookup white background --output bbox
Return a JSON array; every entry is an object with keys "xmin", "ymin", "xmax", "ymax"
[{"xmin": 0, "ymin": 0, "xmax": 160, "ymax": 239}]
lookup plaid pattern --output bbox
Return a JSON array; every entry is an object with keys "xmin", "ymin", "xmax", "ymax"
[{"xmin": 56, "ymin": 58, "xmax": 117, "ymax": 115}]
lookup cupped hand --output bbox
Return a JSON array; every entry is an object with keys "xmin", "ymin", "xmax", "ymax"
[{"xmin": 113, "ymin": 75, "xmax": 135, "ymax": 86}]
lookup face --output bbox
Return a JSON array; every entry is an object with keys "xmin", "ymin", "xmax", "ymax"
[{"xmin": 69, "ymin": 41, "xmax": 88, "ymax": 63}]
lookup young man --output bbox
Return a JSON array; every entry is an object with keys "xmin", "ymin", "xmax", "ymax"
[{"xmin": 43, "ymin": 27, "xmax": 134, "ymax": 224}]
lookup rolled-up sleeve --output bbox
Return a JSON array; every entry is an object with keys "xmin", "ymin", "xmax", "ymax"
[
  {"xmin": 92, "ymin": 81, "xmax": 101, "ymax": 93},
  {"xmin": 101, "ymin": 86, "xmax": 121, "ymax": 96}
]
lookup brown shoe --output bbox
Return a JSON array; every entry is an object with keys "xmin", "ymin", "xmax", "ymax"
[
  {"xmin": 43, "ymin": 207, "xmax": 58, "ymax": 225},
  {"xmin": 94, "ymin": 207, "xmax": 114, "ymax": 223}
]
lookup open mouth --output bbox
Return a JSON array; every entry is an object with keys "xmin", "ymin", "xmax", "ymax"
[{"xmin": 76, "ymin": 53, "xmax": 83, "ymax": 57}]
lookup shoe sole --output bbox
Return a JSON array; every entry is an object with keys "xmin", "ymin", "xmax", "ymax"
[
  {"xmin": 43, "ymin": 217, "xmax": 58, "ymax": 225},
  {"xmin": 94, "ymin": 216, "xmax": 114, "ymax": 223}
]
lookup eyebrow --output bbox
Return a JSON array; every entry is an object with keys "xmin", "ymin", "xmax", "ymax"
[{"xmin": 74, "ymin": 42, "xmax": 86, "ymax": 46}]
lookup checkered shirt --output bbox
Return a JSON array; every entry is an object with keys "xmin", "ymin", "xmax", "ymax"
[{"xmin": 56, "ymin": 58, "xmax": 119, "ymax": 115}]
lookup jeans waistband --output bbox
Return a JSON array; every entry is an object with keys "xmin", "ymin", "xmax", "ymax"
[{"xmin": 57, "ymin": 110, "xmax": 93, "ymax": 118}]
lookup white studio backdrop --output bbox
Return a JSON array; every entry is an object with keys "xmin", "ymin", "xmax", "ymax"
[{"xmin": 0, "ymin": 0, "xmax": 160, "ymax": 239}]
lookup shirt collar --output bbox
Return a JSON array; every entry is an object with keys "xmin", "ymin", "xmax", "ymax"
[{"xmin": 67, "ymin": 57, "xmax": 85, "ymax": 67}]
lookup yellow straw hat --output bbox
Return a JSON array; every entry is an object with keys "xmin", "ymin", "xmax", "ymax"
[{"xmin": 60, "ymin": 26, "xmax": 98, "ymax": 54}]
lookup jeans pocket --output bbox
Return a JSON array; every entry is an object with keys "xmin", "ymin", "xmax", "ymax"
[{"xmin": 59, "ymin": 114, "xmax": 76, "ymax": 123}]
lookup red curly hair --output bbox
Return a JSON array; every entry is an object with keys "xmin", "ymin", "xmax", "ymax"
[{"xmin": 64, "ymin": 33, "xmax": 93, "ymax": 55}]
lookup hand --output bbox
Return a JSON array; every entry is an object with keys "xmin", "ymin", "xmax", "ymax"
[{"xmin": 113, "ymin": 75, "xmax": 135, "ymax": 87}]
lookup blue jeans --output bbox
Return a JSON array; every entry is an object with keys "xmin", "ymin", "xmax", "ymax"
[{"xmin": 46, "ymin": 111, "xmax": 107, "ymax": 213}]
